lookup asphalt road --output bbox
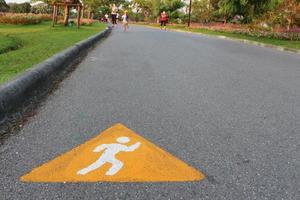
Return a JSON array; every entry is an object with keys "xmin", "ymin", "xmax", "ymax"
[{"xmin": 1, "ymin": 25, "xmax": 300, "ymax": 200}]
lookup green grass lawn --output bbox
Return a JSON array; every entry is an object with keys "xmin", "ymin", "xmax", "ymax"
[
  {"xmin": 145, "ymin": 23, "xmax": 300, "ymax": 51},
  {"xmin": 0, "ymin": 21, "xmax": 106, "ymax": 84}
]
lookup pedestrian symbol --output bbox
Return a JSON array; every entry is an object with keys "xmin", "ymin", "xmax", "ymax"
[
  {"xmin": 21, "ymin": 123, "xmax": 205, "ymax": 182},
  {"xmin": 77, "ymin": 136, "xmax": 141, "ymax": 176}
]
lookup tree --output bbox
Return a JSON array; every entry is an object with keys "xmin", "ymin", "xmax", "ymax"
[
  {"xmin": 192, "ymin": 0, "xmax": 212, "ymax": 23},
  {"xmin": 81, "ymin": 0, "xmax": 126, "ymax": 19},
  {"xmin": 218, "ymin": 0, "xmax": 241, "ymax": 23},
  {"xmin": 31, "ymin": 2, "xmax": 51, "ymax": 14},
  {"xmin": 217, "ymin": 0, "xmax": 274, "ymax": 23},
  {"xmin": 242, "ymin": 0, "xmax": 273, "ymax": 22},
  {"xmin": 9, "ymin": 2, "xmax": 31, "ymax": 13},
  {"xmin": 131, "ymin": 0, "xmax": 185, "ymax": 22},
  {"xmin": 151, "ymin": 0, "xmax": 160, "ymax": 20},
  {"xmin": 277, "ymin": 0, "xmax": 300, "ymax": 30},
  {"xmin": 132, "ymin": 0, "xmax": 153, "ymax": 21},
  {"xmin": 160, "ymin": 0, "xmax": 185, "ymax": 22},
  {"xmin": 160, "ymin": 0, "xmax": 185, "ymax": 13},
  {"xmin": 0, "ymin": 0, "xmax": 9, "ymax": 12}
]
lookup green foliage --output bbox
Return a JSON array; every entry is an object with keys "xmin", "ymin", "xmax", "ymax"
[
  {"xmin": 189, "ymin": 0, "xmax": 280, "ymax": 23},
  {"xmin": 129, "ymin": 0, "xmax": 300, "ymax": 29},
  {"xmin": 151, "ymin": 0, "xmax": 160, "ymax": 19},
  {"xmin": 132, "ymin": 0, "xmax": 185, "ymax": 21},
  {"xmin": 0, "ymin": 35, "xmax": 22, "ymax": 54},
  {"xmin": 218, "ymin": 0, "xmax": 242, "ymax": 19},
  {"xmin": 31, "ymin": 3, "xmax": 52, "ymax": 14},
  {"xmin": 257, "ymin": 0, "xmax": 300, "ymax": 30},
  {"xmin": 160, "ymin": 0, "xmax": 185, "ymax": 13},
  {"xmin": 132, "ymin": 0, "xmax": 152, "ymax": 21},
  {"xmin": 0, "ymin": 0, "xmax": 9, "ymax": 12},
  {"xmin": 83, "ymin": 0, "xmax": 125, "ymax": 12},
  {"xmin": 8, "ymin": 2, "xmax": 31, "ymax": 13},
  {"xmin": 99, "ymin": 5, "xmax": 111, "ymax": 14},
  {"xmin": 160, "ymin": 0, "xmax": 185, "ymax": 22},
  {"xmin": 92, "ymin": 5, "xmax": 109, "ymax": 19},
  {"xmin": 192, "ymin": 0, "xmax": 213, "ymax": 23}
]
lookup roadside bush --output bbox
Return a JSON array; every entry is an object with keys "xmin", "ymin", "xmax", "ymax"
[
  {"xmin": 0, "ymin": 35, "xmax": 22, "ymax": 54},
  {"xmin": 38, "ymin": 14, "xmax": 52, "ymax": 21},
  {"xmin": 75, "ymin": 18, "xmax": 94, "ymax": 26},
  {"xmin": 0, "ymin": 13, "xmax": 51, "ymax": 25},
  {"xmin": 234, "ymin": 28, "xmax": 300, "ymax": 41},
  {"xmin": 188, "ymin": 22, "xmax": 300, "ymax": 41},
  {"xmin": 57, "ymin": 18, "xmax": 94, "ymax": 26}
]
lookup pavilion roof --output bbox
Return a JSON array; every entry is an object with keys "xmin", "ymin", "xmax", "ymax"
[{"xmin": 51, "ymin": 0, "xmax": 82, "ymax": 5}]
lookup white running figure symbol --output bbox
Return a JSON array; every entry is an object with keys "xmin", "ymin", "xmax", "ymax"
[{"xmin": 77, "ymin": 136, "xmax": 141, "ymax": 176}]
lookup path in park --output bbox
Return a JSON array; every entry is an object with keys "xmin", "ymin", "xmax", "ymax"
[{"xmin": 1, "ymin": 25, "xmax": 300, "ymax": 199}]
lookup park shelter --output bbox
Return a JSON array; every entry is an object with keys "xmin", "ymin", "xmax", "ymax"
[{"xmin": 51, "ymin": 0, "xmax": 82, "ymax": 28}]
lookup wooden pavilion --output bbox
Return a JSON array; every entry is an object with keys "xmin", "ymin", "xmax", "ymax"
[{"xmin": 51, "ymin": 0, "xmax": 82, "ymax": 28}]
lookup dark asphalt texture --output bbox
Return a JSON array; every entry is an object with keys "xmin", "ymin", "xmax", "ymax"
[{"xmin": 1, "ymin": 25, "xmax": 300, "ymax": 200}]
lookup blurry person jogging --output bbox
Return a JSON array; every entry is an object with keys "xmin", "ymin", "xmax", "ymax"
[
  {"xmin": 122, "ymin": 11, "xmax": 129, "ymax": 32},
  {"xmin": 160, "ymin": 11, "xmax": 168, "ymax": 30}
]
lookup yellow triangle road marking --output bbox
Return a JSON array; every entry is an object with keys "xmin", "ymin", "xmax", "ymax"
[{"xmin": 21, "ymin": 123, "xmax": 205, "ymax": 182}]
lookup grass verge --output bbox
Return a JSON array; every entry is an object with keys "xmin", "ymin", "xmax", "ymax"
[
  {"xmin": 142, "ymin": 23, "xmax": 300, "ymax": 51},
  {"xmin": 0, "ymin": 21, "xmax": 106, "ymax": 84}
]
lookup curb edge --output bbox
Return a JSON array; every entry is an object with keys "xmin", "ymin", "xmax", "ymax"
[{"xmin": 0, "ymin": 25, "xmax": 112, "ymax": 127}]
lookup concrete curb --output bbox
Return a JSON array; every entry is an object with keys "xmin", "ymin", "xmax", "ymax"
[
  {"xmin": 0, "ymin": 26, "xmax": 112, "ymax": 126},
  {"xmin": 139, "ymin": 24, "xmax": 300, "ymax": 55}
]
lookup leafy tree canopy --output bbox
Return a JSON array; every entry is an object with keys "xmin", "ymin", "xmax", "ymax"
[{"xmin": 0, "ymin": 0, "xmax": 9, "ymax": 12}]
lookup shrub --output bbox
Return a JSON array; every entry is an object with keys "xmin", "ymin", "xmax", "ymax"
[
  {"xmin": 75, "ymin": 18, "xmax": 94, "ymax": 26},
  {"xmin": 0, "ymin": 13, "xmax": 51, "ymax": 25},
  {"xmin": 0, "ymin": 35, "xmax": 22, "ymax": 54},
  {"xmin": 187, "ymin": 22, "xmax": 300, "ymax": 40},
  {"xmin": 57, "ymin": 18, "xmax": 94, "ymax": 26}
]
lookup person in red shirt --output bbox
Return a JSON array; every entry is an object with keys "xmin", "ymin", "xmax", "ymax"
[{"xmin": 160, "ymin": 11, "xmax": 168, "ymax": 30}]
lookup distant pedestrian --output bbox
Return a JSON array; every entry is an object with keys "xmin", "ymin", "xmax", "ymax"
[
  {"xmin": 105, "ymin": 14, "xmax": 109, "ymax": 23},
  {"xmin": 116, "ymin": 13, "xmax": 120, "ymax": 23},
  {"xmin": 122, "ymin": 11, "xmax": 129, "ymax": 32},
  {"xmin": 111, "ymin": 4, "xmax": 118, "ymax": 26},
  {"xmin": 160, "ymin": 11, "xmax": 168, "ymax": 30}
]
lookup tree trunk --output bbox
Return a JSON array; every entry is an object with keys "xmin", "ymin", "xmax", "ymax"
[
  {"xmin": 224, "ymin": 16, "xmax": 227, "ymax": 24},
  {"xmin": 52, "ymin": 5, "xmax": 56, "ymax": 27},
  {"xmin": 144, "ymin": 11, "xmax": 148, "ymax": 22},
  {"xmin": 77, "ymin": 5, "xmax": 81, "ymax": 29},
  {"xmin": 135, "ymin": 8, "xmax": 139, "ymax": 22},
  {"xmin": 81, "ymin": 4, "xmax": 84, "ymax": 18},
  {"xmin": 287, "ymin": 19, "xmax": 291, "ymax": 31},
  {"xmin": 287, "ymin": 13, "xmax": 295, "ymax": 32},
  {"xmin": 55, "ymin": 6, "xmax": 59, "ymax": 24},
  {"xmin": 63, "ymin": 5, "xmax": 69, "ymax": 26},
  {"xmin": 87, "ymin": 8, "xmax": 91, "ymax": 19}
]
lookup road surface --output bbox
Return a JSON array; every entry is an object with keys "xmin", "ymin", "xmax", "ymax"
[{"xmin": 1, "ymin": 25, "xmax": 300, "ymax": 199}]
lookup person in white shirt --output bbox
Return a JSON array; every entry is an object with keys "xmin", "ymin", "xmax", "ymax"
[
  {"xmin": 104, "ymin": 14, "xmax": 109, "ymax": 23},
  {"xmin": 122, "ymin": 11, "xmax": 129, "ymax": 32}
]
